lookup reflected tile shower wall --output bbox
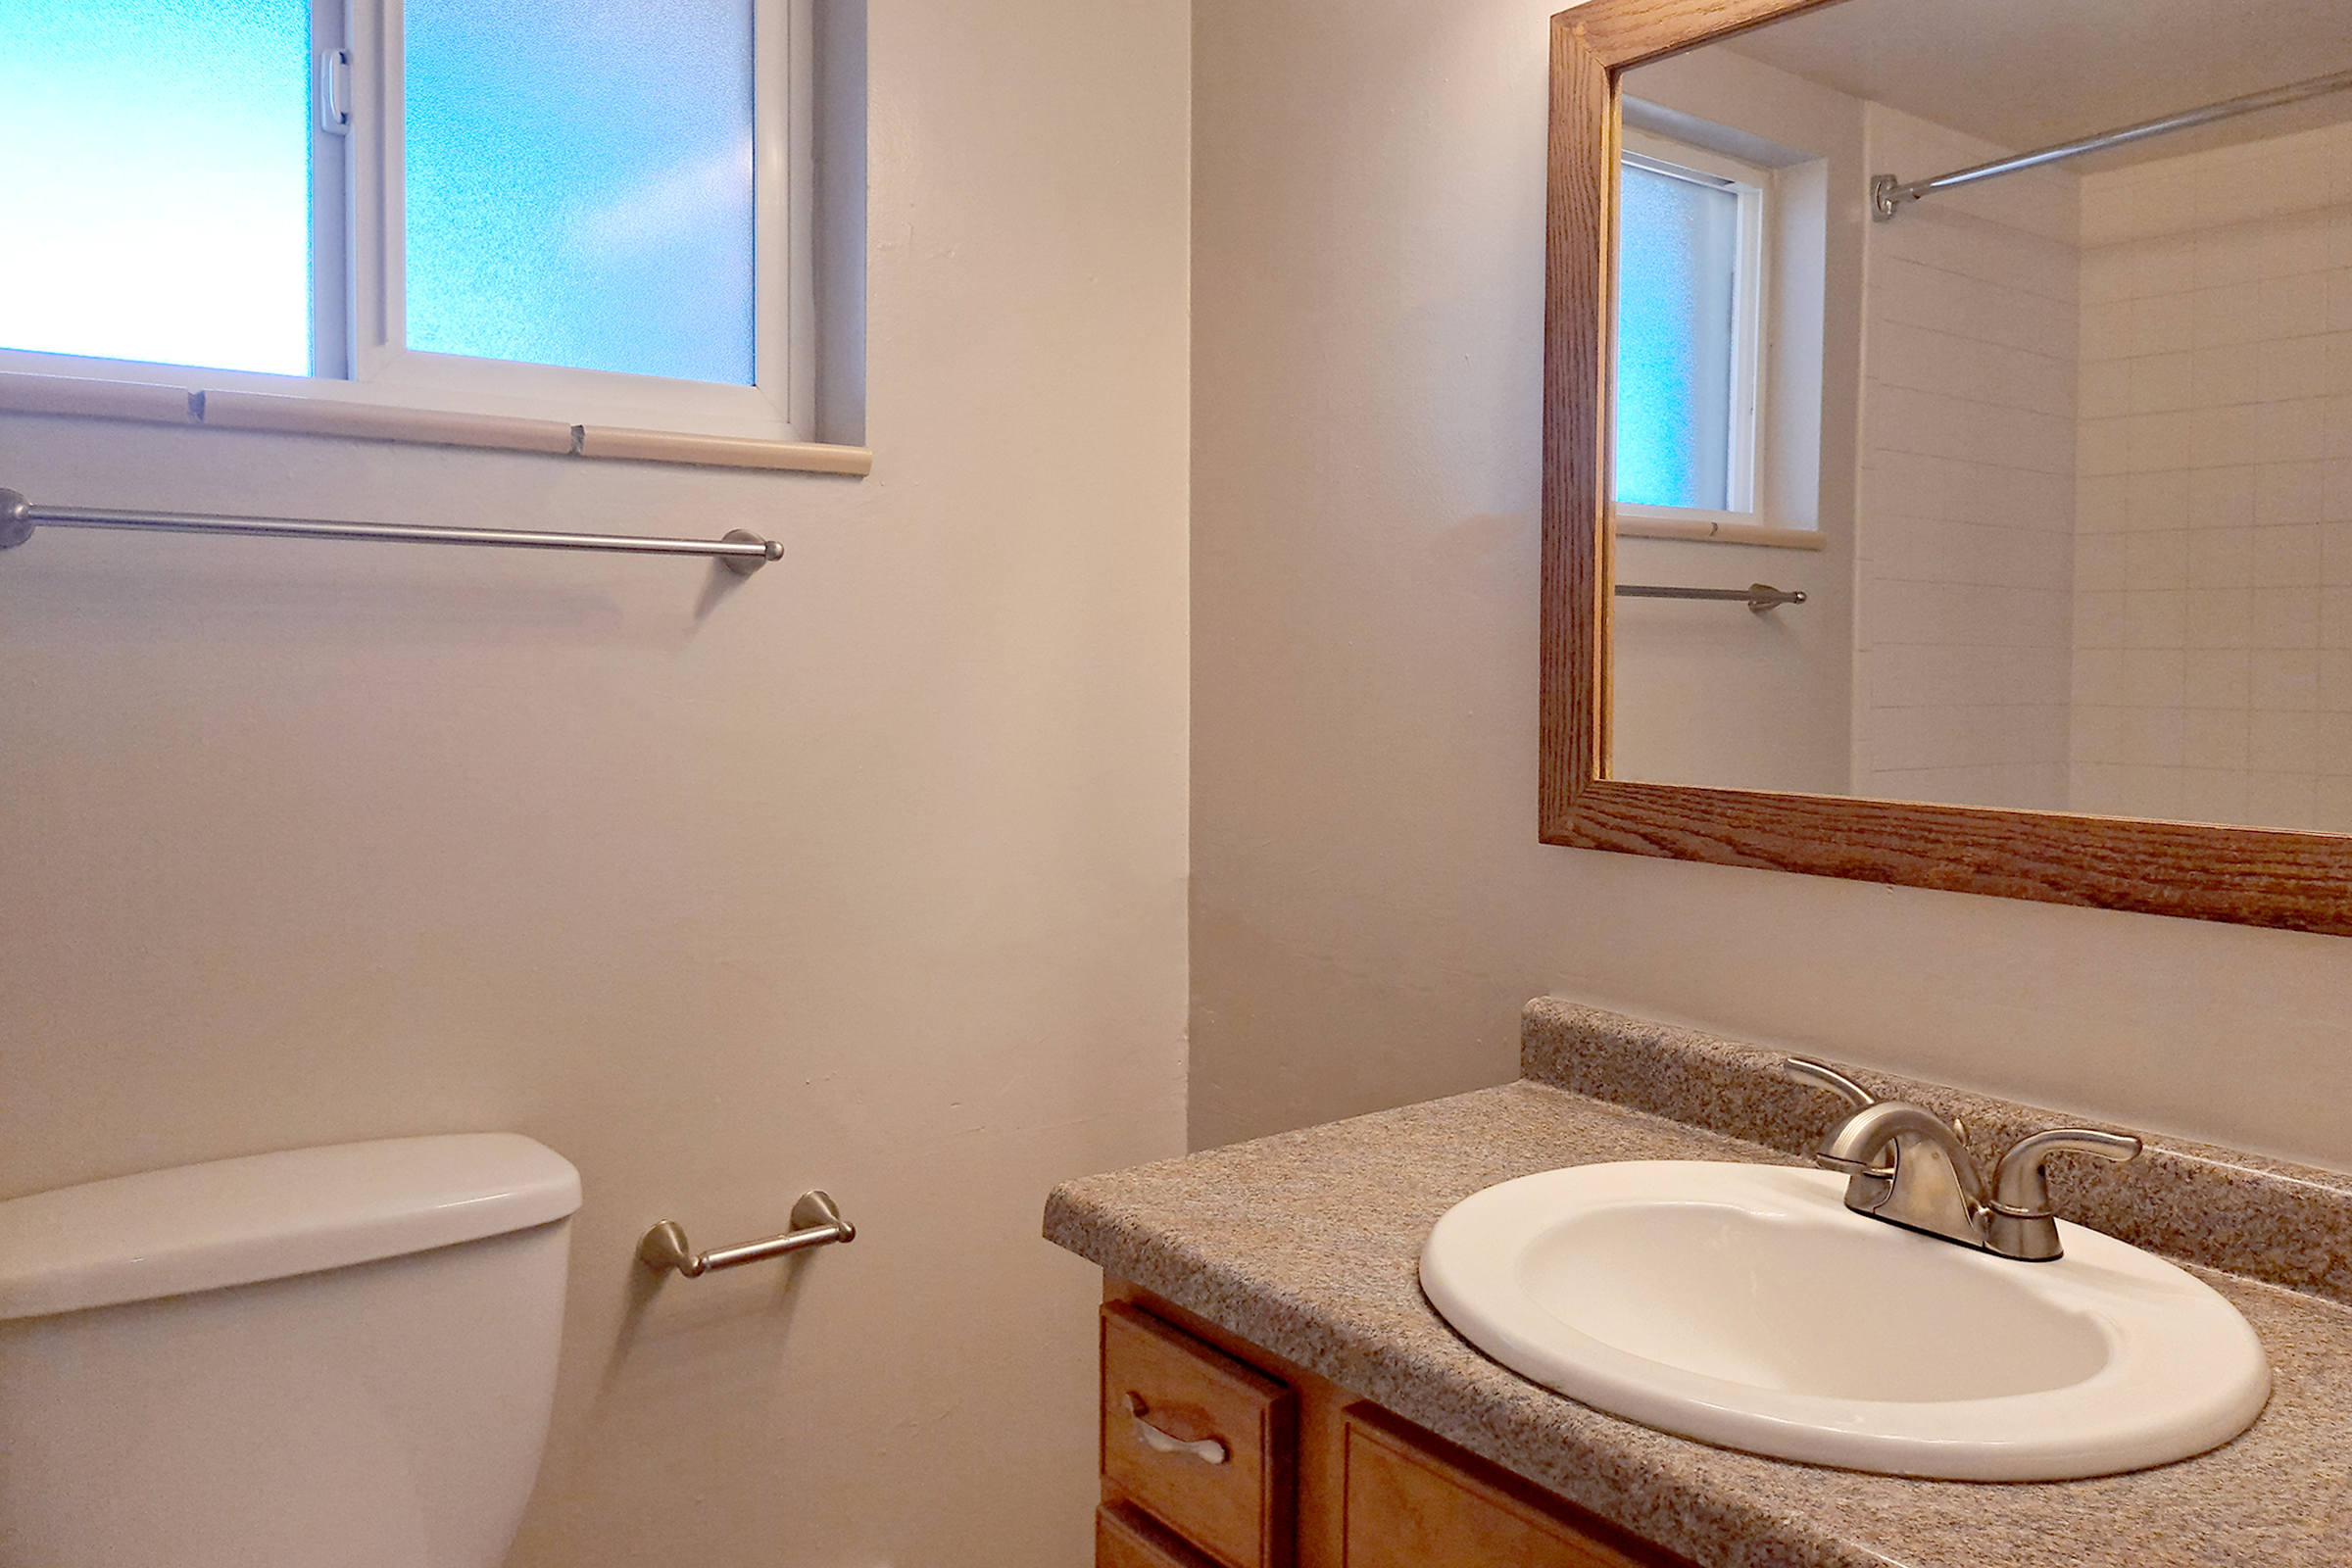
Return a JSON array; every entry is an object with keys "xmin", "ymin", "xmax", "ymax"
[
  {"xmin": 2073, "ymin": 122, "xmax": 2352, "ymax": 832},
  {"xmin": 1854, "ymin": 104, "xmax": 2080, "ymax": 811}
]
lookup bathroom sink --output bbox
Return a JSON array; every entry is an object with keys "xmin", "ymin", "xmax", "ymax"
[{"xmin": 1418, "ymin": 1160, "xmax": 2271, "ymax": 1480}]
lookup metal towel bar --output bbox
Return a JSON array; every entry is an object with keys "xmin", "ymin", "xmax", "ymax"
[
  {"xmin": 638, "ymin": 1191, "xmax": 856, "ymax": 1278},
  {"xmin": 1617, "ymin": 582, "xmax": 1805, "ymax": 613},
  {"xmin": 0, "ymin": 488, "xmax": 781, "ymax": 575}
]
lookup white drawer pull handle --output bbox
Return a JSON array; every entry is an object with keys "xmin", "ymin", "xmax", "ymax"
[{"xmin": 1124, "ymin": 1393, "xmax": 1229, "ymax": 1465}]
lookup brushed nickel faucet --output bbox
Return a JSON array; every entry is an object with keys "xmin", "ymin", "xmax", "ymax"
[{"xmin": 1785, "ymin": 1057, "xmax": 2141, "ymax": 1261}]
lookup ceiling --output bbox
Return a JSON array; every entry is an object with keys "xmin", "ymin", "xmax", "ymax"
[{"xmin": 1692, "ymin": 0, "xmax": 2352, "ymax": 170}]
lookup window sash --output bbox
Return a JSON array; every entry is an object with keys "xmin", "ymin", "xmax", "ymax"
[
  {"xmin": 0, "ymin": 0, "xmax": 813, "ymax": 444},
  {"xmin": 1615, "ymin": 134, "xmax": 1767, "ymax": 517}
]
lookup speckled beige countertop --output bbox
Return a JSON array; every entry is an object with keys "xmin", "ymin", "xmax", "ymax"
[{"xmin": 1044, "ymin": 1001, "xmax": 2352, "ymax": 1568}]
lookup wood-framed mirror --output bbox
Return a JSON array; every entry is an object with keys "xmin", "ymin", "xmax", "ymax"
[{"xmin": 1542, "ymin": 0, "xmax": 2352, "ymax": 936}]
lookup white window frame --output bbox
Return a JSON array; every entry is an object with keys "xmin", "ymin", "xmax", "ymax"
[
  {"xmin": 1615, "ymin": 129, "xmax": 1769, "ymax": 530},
  {"xmin": 0, "ymin": 0, "xmax": 817, "ymax": 445}
]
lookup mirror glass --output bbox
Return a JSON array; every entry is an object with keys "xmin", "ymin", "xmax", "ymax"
[{"xmin": 1610, "ymin": 0, "xmax": 2352, "ymax": 836}]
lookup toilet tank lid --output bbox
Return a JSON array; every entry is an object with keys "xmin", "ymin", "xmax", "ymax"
[{"xmin": 0, "ymin": 1134, "xmax": 581, "ymax": 1320}]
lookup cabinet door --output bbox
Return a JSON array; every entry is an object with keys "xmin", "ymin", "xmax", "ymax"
[{"xmin": 1342, "ymin": 1408, "xmax": 1668, "ymax": 1568}]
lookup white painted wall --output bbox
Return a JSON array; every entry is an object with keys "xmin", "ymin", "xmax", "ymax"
[
  {"xmin": 1191, "ymin": 0, "xmax": 2352, "ymax": 1172},
  {"xmin": 0, "ymin": 4, "xmax": 1190, "ymax": 1565}
]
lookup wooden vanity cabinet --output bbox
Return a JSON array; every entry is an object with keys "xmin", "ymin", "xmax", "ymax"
[{"xmin": 1101, "ymin": 1282, "xmax": 1692, "ymax": 1568}]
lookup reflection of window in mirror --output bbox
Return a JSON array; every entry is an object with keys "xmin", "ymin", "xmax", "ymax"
[
  {"xmin": 1616, "ymin": 136, "xmax": 1764, "ymax": 517},
  {"xmin": 1613, "ymin": 106, "xmax": 1830, "ymax": 550}
]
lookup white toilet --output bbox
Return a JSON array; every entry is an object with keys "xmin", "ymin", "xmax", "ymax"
[{"xmin": 0, "ymin": 1133, "xmax": 582, "ymax": 1568}]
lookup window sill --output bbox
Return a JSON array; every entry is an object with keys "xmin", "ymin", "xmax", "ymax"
[
  {"xmin": 1613, "ymin": 510, "xmax": 1823, "ymax": 551},
  {"xmin": 0, "ymin": 369, "xmax": 872, "ymax": 478}
]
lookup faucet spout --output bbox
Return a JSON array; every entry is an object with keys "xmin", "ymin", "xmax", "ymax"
[
  {"xmin": 1812, "ymin": 1101, "xmax": 1989, "ymax": 1249},
  {"xmin": 1815, "ymin": 1102, "xmax": 1986, "ymax": 1191}
]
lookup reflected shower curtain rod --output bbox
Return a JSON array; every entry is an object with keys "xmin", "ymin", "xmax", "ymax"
[
  {"xmin": 1872, "ymin": 67, "xmax": 2352, "ymax": 220},
  {"xmin": 0, "ymin": 488, "xmax": 781, "ymax": 574}
]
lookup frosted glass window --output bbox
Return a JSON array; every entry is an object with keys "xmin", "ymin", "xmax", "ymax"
[
  {"xmin": 1616, "ymin": 161, "xmax": 1740, "ymax": 511},
  {"xmin": 0, "ymin": 0, "xmax": 312, "ymax": 375},
  {"xmin": 404, "ymin": 0, "xmax": 757, "ymax": 385}
]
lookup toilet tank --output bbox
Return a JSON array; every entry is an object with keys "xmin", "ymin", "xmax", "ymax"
[{"xmin": 0, "ymin": 1134, "xmax": 582, "ymax": 1568}]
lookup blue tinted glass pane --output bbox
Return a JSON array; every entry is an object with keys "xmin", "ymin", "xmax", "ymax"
[
  {"xmin": 1615, "ymin": 163, "xmax": 1739, "ymax": 511},
  {"xmin": 405, "ymin": 0, "xmax": 756, "ymax": 385},
  {"xmin": 0, "ymin": 0, "xmax": 311, "ymax": 375}
]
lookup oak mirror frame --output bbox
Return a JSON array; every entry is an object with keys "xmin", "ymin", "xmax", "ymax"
[{"xmin": 1540, "ymin": 0, "xmax": 2352, "ymax": 937}]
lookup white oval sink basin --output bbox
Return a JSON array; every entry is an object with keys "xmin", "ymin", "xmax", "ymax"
[{"xmin": 1419, "ymin": 1161, "xmax": 2270, "ymax": 1480}]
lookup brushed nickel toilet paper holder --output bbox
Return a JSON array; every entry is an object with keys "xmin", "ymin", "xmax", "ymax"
[{"xmin": 637, "ymin": 1190, "xmax": 856, "ymax": 1278}]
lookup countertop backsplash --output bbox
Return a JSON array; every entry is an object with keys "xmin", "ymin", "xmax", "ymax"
[{"xmin": 1521, "ymin": 999, "xmax": 2352, "ymax": 1308}]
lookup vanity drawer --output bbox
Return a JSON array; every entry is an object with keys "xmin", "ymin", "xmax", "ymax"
[
  {"xmin": 1101, "ymin": 1301, "xmax": 1296, "ymax": 1568},
  {"xmin": 1098, "ymin": 1502, "xmax": 1225, "ymax": 1568}
]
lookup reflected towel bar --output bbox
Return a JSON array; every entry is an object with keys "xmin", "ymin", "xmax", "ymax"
[
  {"xmin": 1617, "ymin": 582, "xmax": 1806, "ymax": 613},
  {"xmin": 638, "ymin": 1191, "xmax": 856, "ymax": 1278},
  {"xmin": 0, "ymin": 487, "xmax": 781, "ymax": 575},
  {"xmin": 1873, "ymin": 67, "xmax": 2352, "ymax": 220}
]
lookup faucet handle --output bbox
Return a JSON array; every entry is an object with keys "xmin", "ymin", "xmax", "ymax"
[
  {"xmin": 1987, "ymin": 1128, "xmax": 2143, "ymax": 1261},
  {"xmin": 1783, "ymin": 1056, "xmax": 1877, "ymax": 1110},
  {"xmin": 1992, "ymin": 1129, "xmax": 2142, "ymax": 1213}
]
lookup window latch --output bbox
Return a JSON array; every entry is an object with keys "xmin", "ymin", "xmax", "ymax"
[{"xmin": 318, "ymin": 48, "xmax": 351, "ymax": 135}]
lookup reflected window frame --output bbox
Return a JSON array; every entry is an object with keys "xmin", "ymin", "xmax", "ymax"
[{"xmin": 1614, "ymin": 133, "xmax": 1767, "ymax": 521}]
